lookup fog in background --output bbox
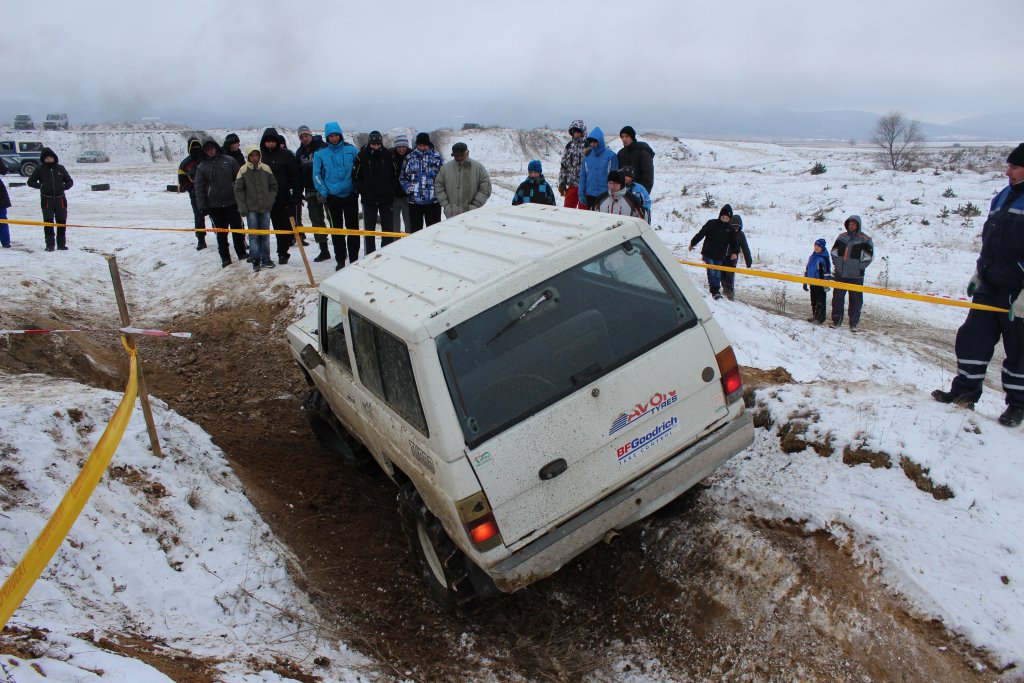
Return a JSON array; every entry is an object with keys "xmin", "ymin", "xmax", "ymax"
[{"xmin": 3, "ymin": 0, "xmax": 1021, "ymax": 137}]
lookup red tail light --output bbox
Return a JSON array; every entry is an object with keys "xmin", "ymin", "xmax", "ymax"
[
  {"xmin": 716, "ymin": 346, "xmax": 743, "ymax": 404},
  {"xmin": 469, "ymin": 516, "xmax": 499, "ymax": 545},
  {"xmin": 457, "ymin": 491, "xmax": 503, "ymax": 552}
]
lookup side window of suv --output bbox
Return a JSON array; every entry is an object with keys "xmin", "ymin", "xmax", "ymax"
[
  {"xmin": 321, "ymin": 296, "xmax": 351, "ymax": 371},
  {"xmin": 349, "ymin": 310, "xmax": 429, "ymax": 436},
  {"xmin": 19, "ymin": 142, "xmax": 43, "ymax": 153},
  {"xmin": 0, "ymin": 142, "xmax": 13, "ymax": 153}
]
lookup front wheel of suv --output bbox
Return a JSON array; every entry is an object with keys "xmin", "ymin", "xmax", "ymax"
[
  {"xmin": 397, "ymin": 482, "xmax": 489, "ymax": 618},
  {"xmin": 302, "ymin": 388, "xmax": 375, "ymax": 471}
]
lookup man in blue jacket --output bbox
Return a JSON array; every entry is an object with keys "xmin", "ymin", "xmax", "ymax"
[
  {"xmin": 933, "ymin": 143, "xmax": 1024, "ymax": 428},
  {"xmin": 577, "ymin": 127, "xmax": 618, "ymax": 209},
  {"xmin": 313, "ymin": 122, "xmax": 360, "ymax": 270}
]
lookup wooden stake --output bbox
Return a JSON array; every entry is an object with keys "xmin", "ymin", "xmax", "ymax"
[
  {"xmin": 290, "ymin": 216, "xmax": 316, "ymax": 286},
  {"xmin": 105, "ymin": 255, "xmax": 163, "ymax": 458}
]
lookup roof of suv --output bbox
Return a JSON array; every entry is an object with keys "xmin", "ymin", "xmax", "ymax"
[{"xmin": 319, "ymin": 204, "xmax": 648, "ymax": 341}]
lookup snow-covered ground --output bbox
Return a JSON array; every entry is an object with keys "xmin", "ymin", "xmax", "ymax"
[{"xmin": 1, "ymin": 126, "xmax": 1020, "ymax": 679}]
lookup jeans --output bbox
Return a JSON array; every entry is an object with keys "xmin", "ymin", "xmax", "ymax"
[
  {"xmin": 0, "ymin": 207, "xmax": 9, "ymax": 246},
  {"xmin": 721, "ymin": 256, "xmax": 738, "ymax": 294},
  {"xmin": 362, "ymin": 198, "xmax": 395, "ymax": 253},
  {"xmin": 247, "ymin": 212, "xmax": 272, "ymax": 264},
  {"xmin": 831, "ymin": 277, "xmax": 865, "ymax": 327},
  {"xmin": 703, "ymin": 257, "xmax": 723, "ymax": 295}
]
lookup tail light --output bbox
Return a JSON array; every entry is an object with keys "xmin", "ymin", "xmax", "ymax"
[
  {"xmin": 716, "ymin": 346, "xmax": 743, "ymax": 404},
  {"xmin": 456, "ymin": 491, "xmax": 503, "ymax": 552}
]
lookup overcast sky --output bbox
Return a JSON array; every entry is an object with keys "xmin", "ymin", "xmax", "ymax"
[{"xmin": 4, "ymin": 0, "xmax": 1021, "ymax": 132}]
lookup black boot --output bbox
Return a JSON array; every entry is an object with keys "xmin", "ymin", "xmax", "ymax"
[
  {"xmin": 998, "ymin": 406, "xmax": 1024, "ymax": 428},
  {"xmin": 196, "ymin": 239, "xmax": 207, "ymax": 251},
  {"xmin": 314, "ymin": 248, "xmax": 331, "ymax": 263},
  {"xmin": 931, "ymin": 389, "xmax": 981, "ymax": 409}
]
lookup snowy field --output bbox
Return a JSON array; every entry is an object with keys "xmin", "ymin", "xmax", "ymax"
[{"xmin": 0, "ymin": 126, "xmax": 1020, "ymax": 680}]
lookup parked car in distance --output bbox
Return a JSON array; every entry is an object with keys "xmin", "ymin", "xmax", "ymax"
[
  {"xmin": 76, "ymin": 150, "xmax": 109, "ymax": 163},
  {"xmin": 43, "ymin": 113, "xmax": 69, "ymax": 130},
  {"xmin": 13, "ymin": 115, "xmax": 34, "ymax": 130},
  {"xmin": 0, "ymin": 139, "xmax": 45, "ymax": 176}
]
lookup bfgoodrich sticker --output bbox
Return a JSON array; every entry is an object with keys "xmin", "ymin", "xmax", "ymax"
[{"xmin": 616, "ymin": 416, "xmax": 678, "ymax": 464}]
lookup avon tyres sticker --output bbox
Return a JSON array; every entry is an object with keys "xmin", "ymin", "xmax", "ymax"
[
  {"xmin": 616, "ymin": 416, "xmax": 678, "ymax": 464},
  {"xmin": 608, "ymin": 390, "xmax": 678, "ymax": 436}
]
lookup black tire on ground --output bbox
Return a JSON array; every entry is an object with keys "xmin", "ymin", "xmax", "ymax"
[
  {"xmin": 19, "ymin": 161, "xmax": 37, "ymax": 177},
  {"xmin": 90, "ymin": 183, "xmax": 110, "ymax": 191},
  {"xmin": 8, "ymin": 182, "xmax": 26, "ymax": 187},
  {"xmin": 301, "ymin": 388, "xmax": 375, "ymax": 470},
  {"xmin": 166, "ymin": 184, "xmax": 179, "ymax": 192},
  {"xmin": 397, "ymin": 482, "xmax": 490, "ymax": 618}
]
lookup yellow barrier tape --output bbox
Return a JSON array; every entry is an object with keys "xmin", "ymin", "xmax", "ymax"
[
  {"xmin": 677, "ymin": 259, "xmax": 1010, "ymax": 314},
  {"xmin": 0, "ymin": 342, "xmax": 140, "ymax": 629},
  {"xmin": 0, "ymin": 217, "xmax": 406, "ymax": 239}
]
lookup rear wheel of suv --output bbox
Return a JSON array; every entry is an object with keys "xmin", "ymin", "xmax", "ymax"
[
  {"xmin": 20, "ymin": 161, "xmax": 37, "ymax": 177},
  {"xmin": 302, "ymin": 388, "xmax": 374, "ymax": 470},
  {"xmin": 397, "ymin": 482, "xmax": 487, "ymax": 618}
]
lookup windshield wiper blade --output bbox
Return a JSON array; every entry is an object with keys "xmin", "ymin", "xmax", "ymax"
[{"xmin": 486, "ymin": 290, "xmax": 552, "ymax": 345}]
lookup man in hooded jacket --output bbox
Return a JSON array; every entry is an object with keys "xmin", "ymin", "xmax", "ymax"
[
  {"xmin": 178, "ymin": 136, "xmax": 208, "ymax": 249},
  {"xmin": 353, "ymin": 130, "xmax": 398, "ymax": 253},
  {"xmin": 295, "ymin": 125, "xmax": 330, "ymax": 261},
  {"xmin": 313, "ymin": 122, "xmax": 360, "ymax": 269},
  {"xmin": 558, "ymin": 119, "xmax": 587, "ymax": 208},
  {"xmin": 689, "ymin": 204, "xmax": 734, "ymax": 300},
  {"xmin": 721, "ymin": 214, "xmax": 753, "ymax": 300},
  {"xmin": 27, "ymin": 147, "xmax": 73, "ymax": 251},
  {"xmin": 829, "ymin": 215, "xmax": 874, "ymax": 330},
  {"xmin": 259, "ymin": 127, "xmax": 301, "ymax": 264},
  {"xmin": 578, "ymin": 127, "xmax": 619, "ymax": 209},
  {"xmin": 194, "ymin": 140, "xmax": 247, "ymax": 267}
]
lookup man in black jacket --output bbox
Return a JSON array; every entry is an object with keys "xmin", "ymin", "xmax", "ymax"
[
  {"xmin": 354, "ymin": 130, "xmax": 398, "ymax": 254},
  {"xmin": 222, "ymin": 133, "xmax": 245, "ymax": 167},
  {"xmin": 259, "ymin": 127, "xmax": 301, "ymax": 264},
  {"xmin": 26, "ymin": 147, "xmax": 73, "ymax": 251},
  {"xmin": 688, "ymin": 204, "xmax": 733, "ymax": 299},
  {"xmin": 195, "ymin": 140, "xmax": 247, "ymax": 267},
  {"xmin": 933, "ymin": 144, "xmax": 1024, "ymax": 428},
  {"xmin": 617, "ymin": 126, "xmax": 655, "ymax": 192},
  {"xmin": 295, "ymin": 125, "xmax": 330, "ymax": 261},
  {"xmin": 721, "ymin": 214, "xmax": 753, "ymax": 300}
]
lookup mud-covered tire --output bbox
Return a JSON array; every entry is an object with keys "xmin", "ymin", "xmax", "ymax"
[
  {"xmin": 301, "ymin": 388, "xmax": 374, "ymax": 470},
  {"xmin": 397, "ymin": 482, "xmax": 487, "ymax": 618}
]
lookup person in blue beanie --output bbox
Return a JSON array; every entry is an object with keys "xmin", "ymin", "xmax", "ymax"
[
  {"xmin": 803, "ymin": 238, "xmax": 832, "ymax": 323},
  {"xmin": 512, "ymin": 160, "xmax": 556, "ymax": 206}
]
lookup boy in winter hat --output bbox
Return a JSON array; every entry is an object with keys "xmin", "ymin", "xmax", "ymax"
[
  {"xmin": 234, "ymin": 145, "xmax": 278, "ymax": 272},
  {"xmin": 512, "ymin": 160, "xmax": 556, "ymax": 206},
  {"xmin": 803, "ymin": 238, "xmax": 832, "ymax": 323},
  {"xmin": 26, "ymin": 147, "xmax": 74, "ymax": 251},
  {"xmin": 558, "ymin": 119, "xmax": 587, "ymax": 208},
  {"xmin": 590, "ymin": 170, "xmax": 645, "ymax": 218}
]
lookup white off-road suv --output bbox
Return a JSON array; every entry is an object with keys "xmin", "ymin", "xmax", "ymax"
[{"xmin": 287, "ymin": 204, "xmax": 754, "ymax": 614}]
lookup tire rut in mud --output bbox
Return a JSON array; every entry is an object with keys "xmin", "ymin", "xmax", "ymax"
[{"xmin": 0, "ymin": 301, "xmax": 998, "ymax": 681}]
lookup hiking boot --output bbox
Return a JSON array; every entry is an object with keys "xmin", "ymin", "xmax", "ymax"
[
  {"xmin": 57, "ymin": 245, "xmax": 68, "ymax": 250},
  {"xmin": 196, "ymin": 241, "xmax": 207, "ymax": 251},
  {"xmin": 931, "ymin": 389, "xmax": 980, "ymax": 409},
  {"xmin": 262, "ymin": 260, "xmax": 276, "ymax": 269},
  {"xmin": 221, "ymin": 257, "xmax": 232, "ymax": 268},
  {"xmin": 723, "ymin": 290, "xmax": 735, "ymax": 301},
  {"xmin": 849, "ymin": 325, "xmax": 858, "ymax": 333},
  {"xmin": 238, "ymin": 249, "xmax": 248, "ymax": 261},
  {"xmin": 713, "ymin": 292, "xmax": 723, "ymax": 300},
  {"xmin": 252, "ymin": 261, "xmax": 261, "ymax": 272},
  {"xmin": 45, "ymin": 245, "xmax": 55, "ymax": 252},
  {"xmin": 335, "ymin": 262, "xmax": 345, "ymax": 271},
  {"xmin": 998, "ymin": 406, "xmax": 1024, "ymax": 428},
  {"xmin": 279, "ymin": 253, "xmax": 290, "ymax": 265},
  {"xmin": 313, "ymin": 250, "xmax": 331, "ymax": 263},
  {"xmin": 829, "ymin": 322, "xmax": 840, "ymax": 329}
]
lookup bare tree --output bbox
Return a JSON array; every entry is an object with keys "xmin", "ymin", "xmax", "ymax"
[{"xmin": 872, "ymin": 111, "xmax": 924, "ymax": 171}]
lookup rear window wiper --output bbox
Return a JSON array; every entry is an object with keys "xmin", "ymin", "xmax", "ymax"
[{"xmin": 486, "ymin": 290, "xmax": 552, "ymax": 345}]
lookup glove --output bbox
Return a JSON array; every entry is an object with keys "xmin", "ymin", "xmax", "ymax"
[
  {"xmin": 1011, "ymin": 296, "xmax": 1024, "ymax": 321},
  {"xmin": 802, "ymin": 283, "xmax": 808, "ymax": 292},
  {"xmin": 557, "ymin": 182, "xmax": 566, "ymax": 196},
  {"xmin": 967, "ymin": 270, "xmax": 981, "ymax": 297}
]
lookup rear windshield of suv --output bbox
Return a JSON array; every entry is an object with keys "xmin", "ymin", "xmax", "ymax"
[{"xmin": 437, "ymin": 237, "xmax": 698, "ymax": 447}]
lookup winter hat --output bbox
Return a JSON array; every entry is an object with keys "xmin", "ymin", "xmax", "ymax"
[
  {"xmin": 451, "ymin": 142, "xmax": 468, "ymax": 156},
  {"xmin": 224, "ymin": 133, "xmax": 240, "ymax": 146},
  {"xmin": 415, "ymin": 132, "xmax": 432, "ymax": 146},
  {"xmin": 296, "ymin": 125, "xmax": 312, "ymax": 137},
  {"xmin": 619, "ymin": 126, "xmax": 636, "ymax": 141},
  {"xmin": 607, "ymin": 170, "xmax": 625, "ymax": 186},
  {"xmin": 814, "ymin": 238, "xmax": 827, "ymax": 250},
  {"xmin": 203, "ymin": 139, "xmax": 219, "ymax": 152},
  {"xmin": 730, "ymin": 215, "xmax": 743, "ymax": 228},
  {"xmin": 619, "ymin": 165, "xmax": 636, "ymax": 180},
  {"xmin": 1007, "ymin": 143, "xmax": 1024, "ymax": 166},
  {"xmin": 368, "ymin": 130, "xmax": 384, "ymax": 145},
  {"xmin": 528, "ymin": 160, "xmax": 542, "ymax": 173},
  {"xmin": 393, "ymin": 134, "xmax": 410, "ymax": 148},
  {"xmin": 719, "ymin": 204, "xmax": 733, "ymax": 219}
]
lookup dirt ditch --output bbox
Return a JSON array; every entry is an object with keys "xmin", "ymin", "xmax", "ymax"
[{"xmin": 0, "ymin": 301, "xmax": 1003, "ymax": 682}]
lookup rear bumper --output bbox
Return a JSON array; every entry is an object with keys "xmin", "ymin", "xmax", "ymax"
[{"xmin": 486, "ymin": 410, "xmax": 754, "ymax": 592}]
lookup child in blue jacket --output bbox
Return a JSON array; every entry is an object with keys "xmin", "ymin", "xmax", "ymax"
[{"xmin": 804, "ymin": 238, "xmax": 832, "ymax": 323}]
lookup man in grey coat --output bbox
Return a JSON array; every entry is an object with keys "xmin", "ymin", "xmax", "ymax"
[
  {"xmin": 435, "ymin": 142, "xmax": 491, "ymax": 218},
  {"xmin": 829, "ymin": 215, "xmax": 874, "ymax": 330},
  {"xmin": 194, "ymin": 140, "xmax": 247, "ymax": 267}
]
